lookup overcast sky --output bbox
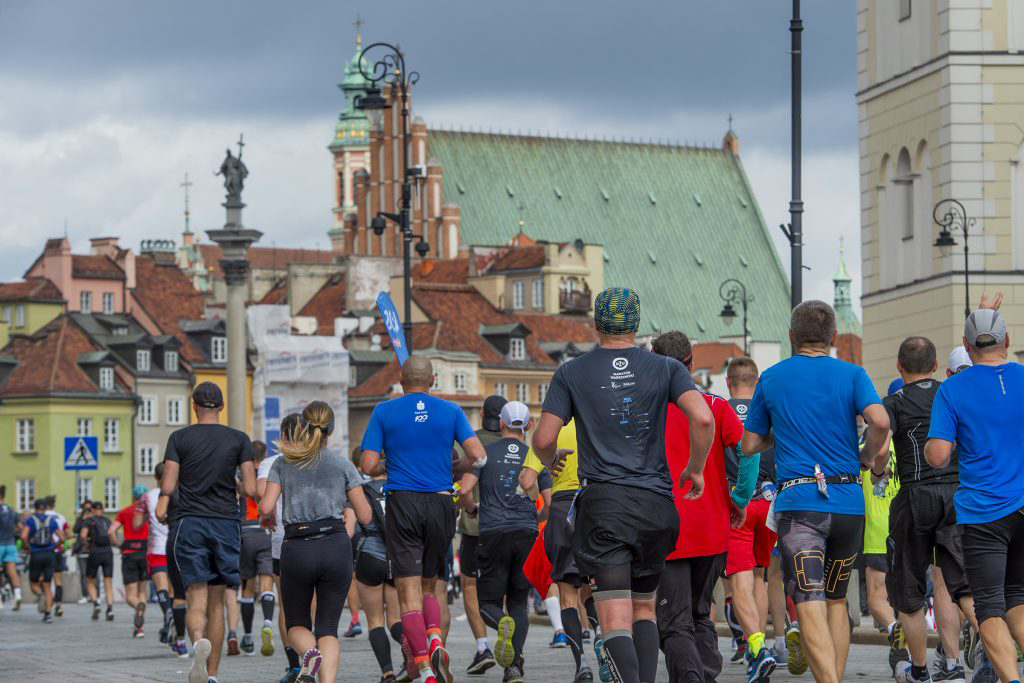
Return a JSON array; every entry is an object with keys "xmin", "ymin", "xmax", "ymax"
[{"xmin": 0, "ymin": 1, "xmax": 859, "ymax": 309}]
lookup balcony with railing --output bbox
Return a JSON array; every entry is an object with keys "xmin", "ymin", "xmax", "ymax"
[{"xmin": 559, "ymin": 288, "xmax": 591, "ymax": 313}]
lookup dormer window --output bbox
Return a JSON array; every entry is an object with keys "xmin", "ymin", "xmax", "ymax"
[
  {"xmin": 136, "ymin": 350, "xmax": 151, "ymax": 372},
  {"xmin": 509, "ymin": 338, "xmax": 526, "ymax": 361},
  {"xmin": 212, "ymin": 336, "xmax": 227, "ymax": 363},
  {"xmin": 113, "ymin": 326, "xmax": 128, "ymax": 336},
  {"xmin": 164, "ymin": 351, "xmax": 179, "ymax": 373},
  {"xmin": 99, "ymin": 367, "xmax": 114, "ymax": 391}
]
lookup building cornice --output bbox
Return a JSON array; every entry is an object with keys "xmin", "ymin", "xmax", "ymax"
[
  {"xmin": 857, "ymin": 52, "xmax": 1024, "ymax": 102},
  {"xmin": 862, "ymin": 270, "xmax": 1024, "ymax": 306}
]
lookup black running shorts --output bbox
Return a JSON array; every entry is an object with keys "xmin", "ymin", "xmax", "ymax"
[
  {"xmin": 886, "ymin": 484, "xmax": 969, "ymax": 614},
  {"xmin": 776, "ymin": 510, "xmax": 863, "ymax": 604},
  {"xmin": 355, "ymin": 551, "xmax": 394, "ymax": 587},
  {"xmin": 962, "ymin": 506, "xmax": 1024, "ymax": 622},
  {"xmin": 475, "ymin": 528, "xmax": 537, "ymax": 605},
  {"xmin": 121, "ymin": 553, "xmax": 149, "ymax": 584},
  {"xmin": 384, "ymin": 491, "xmax": 456, "ymax": 580},
  {"xmin": 86, "ymin": 550, "xmax": 114, "ymax": 580},
  {"xmin": 165, "ymin": 521, "xmax": 186, "ymax": 597},
  {"xmin": 459, "ymin": 533, "xmax": 479, "ymax": 578},
  {"xmin": 29, "ymin": 551, "xmax": 56, "ymax": 583},
  {"xmin": 240, "ymin": 528, "xmax": 274, "ymax": 580},
  {"xmin": 572, "ymin": 482, "xmax": 680, "ymax": 581},
  {"xmin": 545, "ymin": 491, "xmax": 582, "ymax": 586}
]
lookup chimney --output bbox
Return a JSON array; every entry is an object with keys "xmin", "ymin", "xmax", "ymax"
[{"xmin": 90, "ymin": 237, "xmax": 120, "ymax": 258}]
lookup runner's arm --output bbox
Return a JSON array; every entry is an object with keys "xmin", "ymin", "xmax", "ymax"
[
  {"xmin": 740, "ymin": 429, "xmax": 772, "ymax": 457},
  {"xmin": 239, "ymin": 460, "xmax": 258, "ymax": 500},
  {"xmin": 676, "ymin": 389, "xmax": 714, "ymax": 499},
  {"xmin": 538, "ymin": 486, "xmax": 552, "ymax": 523},
  {"xmin": 259, "ymin": 481, "xmax": 281, "ymax": 528},
  {"xmin": 347, "ymin": 486, "xmax": 373, "ymax": 527},
  {"xmin": 343, "ymin": 507, "xmax": 356, "ymax": 537},
  {"xmin": 532, "ymin": 412, "xmax": 566, "ymax": 467},
  {"xmin": 860, "ymin": 403, "xmax": 891, "ymax": 473},
  {"xmin": 160, "ymin": 461, "xmax": 179, "ymax": 496},
  {"xmin": 457, "ymin": 472, "xmax": 479, "ymax": 515},
  {"xmin": 518, "ymin": 467, "xmax": 539, "ymax": 493},
  {"xmin": 108, "ymin": 519, "xmax": 122, "ymax": 548},
  {"xmin": 460, "ymin": 436, "xmax": 486, "ymax": 466},
  {"xmin": 132, "ymin": 507, "xmax": 145, "ymax": 531},
  {"xmin": 359, "ymin": 449, "xmax": 382, "ymax": 476},
  {"xmin": 155, "ymin": 495, "xmax": 169, "ymax": 524},
  {"xmin": 924, "ymin": 438, "xmax": 953, "ymax": 468}
]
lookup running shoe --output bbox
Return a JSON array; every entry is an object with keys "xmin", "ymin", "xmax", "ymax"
[
  {"xmin": 771, "ymin": 638, "xmax": 788, "ymax": 666},
  {"xmin": 159, "ymin": 625, "xmax": 169, "ymax": 644},
  {"xmin": 494, "ymin": 616, "xmax": 516, "ymax": 669},
  {"xmin": 466, "ymin": 648, "xmax": 496, "ymax": 675},
  {"xmin": 171, "ymin": 640, "xmax": 189, "ymax": 658},
  {"xmin": 227, "ymin": 632, "xmax": 240, "ymax": 656},
  {"xmin": 77, "ymin": 597, "xmax": 88, "ymax": 605},
  {"xmin": 429, "ymin": 636, "xmax": 453, "ymax": 683},
  {"xmin": 732, "ymin": 640, "xmax": 748, "ymax": 664},
  {"xmin": 594, "ymin": 637, "xmax": 611, "ymax": 683},
  {"xmin": 582, "ymin": 629, "xmax": 592, "ymax": 643},
  {"xmin": 240, "ymin": 634, "xmax": 255, "ymax": 655},
  {"xmin": 502, "ymin": 659, "xmax": 525, "ymax": 683},
  {"xmin": 889, "ymin": 621, "xmax": 910, "ymax": 676},
  {"xmin": 92, "ymin": 602, "xmax": 101, "ymax": 620},
  {"xmin": 261, "ymin": 625, "xmax": 275, "ymax": 656},
  {"xmin": 133, "ymin": 626, "xmax": 145, "ymax": 639},
  {"xmin": 746, "ymin": 647, "xmax": 777, "ymax": 683},
  {"xmin": 134, "ymin": 601, "xmax": 146, "ymax": 629},
  {"xmin": 380, "ymin": 676, "xmax": 397, "ymax": 683},
  {"xmin": 971, "ymin": 650, "xmax": 997, "ymax": 683},
  {"xmin": 575, "ymin": 665, "xmax": 594, "ymax": 682},
  {"xmin": 344, "ymin": 619, "xmax": 363, "ymax": 638},
  {"xmin": 54, "ymin": 604, "xmax": 63, "ymax": 617},
  {"xmin": 189, "ymin": 638, "xmax": 212, "ymax": 683},
  {"xmin": 278, "ymin": 667, "xmax": 300, "ymax": 683},
  {"xmin": 38, "ymin": 599, "xmax": 45, "ymax": 613},
  {"xmin": 12, "ymin": 595, "xmax": 20, "ymax": 611},
  {"xmin": 550, "ymin": 631, "xmax": 570, "ymax": 648},
  {"xmin": 902, "ymin": 663, "xmax": 932, "ymax": 683},
  {"xmin": 105, "ymin": 606, "xmax": 114, "ymax": 621},
  {"xmin": 399, "ymin": 635, "xmax": 418, "ymax": 682},
  {"xmin": 931, "ymin": 661, "xmax": 966, "ymax": 682},
  {"xmin": 961, "ymin": 620, "xmax": 979, "ymax": 670},
  {"xmin": 296, "ymin": 648, "xmax": 322, "ymax": 683},
  {"xmin": 43, "ymin": 612, "xmax": 53, "ymax": 623},
  {"xmin": 786, "ymin": 622, "xmax": 808, "ymax": 676}
]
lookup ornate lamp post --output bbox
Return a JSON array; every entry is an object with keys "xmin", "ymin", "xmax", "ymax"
[
  {"xmin": 933, "ymin": 198, "xmax": 976, "ymax": 319},
  {"xmin": 207, "ymin": 135, "xmax": 262, "ymax": 430},
  {"xmin": 719, "ymin": 278, "xmax": 753, "ymax": 355},
  {"xmin": 354, "ymin": 42, "xmax": 431, "ymax": 350}
]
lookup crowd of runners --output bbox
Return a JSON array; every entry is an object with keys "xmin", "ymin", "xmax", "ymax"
[{"xmin": 1, "ymin": 286, "xmax": 1023, "ymax": 683}]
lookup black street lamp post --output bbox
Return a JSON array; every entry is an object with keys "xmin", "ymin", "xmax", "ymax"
[
  {"xmin": 933, "ymin": 198, "xmax": 976, "ymax": 319},
  {"xmin": 719, "ymin": 278, "xmax": 753, "ymax": 356},
  {"xmin": 355, "ymin": 42, "xmax": 430, "ymax": 349}
]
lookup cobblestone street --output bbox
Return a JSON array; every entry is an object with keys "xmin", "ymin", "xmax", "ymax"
[{"xmin": 0, "ymin": 598, "xmax": 904, "ymax": 682}]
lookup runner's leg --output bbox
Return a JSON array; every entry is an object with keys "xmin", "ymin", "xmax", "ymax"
[
  {"xmin": 205, "ymin": 585, "xmax": 226, "ymax": 678},
  {"xmin": 360, "ymin": 579, "xmax": 394, "ymax": 675},
  {"xmin": 930, "ymin": 565, "xmax": 962, "ymax": 663},
  {"xmin": 592, "ymin": 563, "xmax": 640, "ymax": 683}
]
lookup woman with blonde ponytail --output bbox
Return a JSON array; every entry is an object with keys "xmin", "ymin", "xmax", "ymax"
[{"xmin": 261, "ymin": 401, "xmax": 373, "ymax": 683}]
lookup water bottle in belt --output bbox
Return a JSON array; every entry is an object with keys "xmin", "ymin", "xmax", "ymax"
[
  {"xmin": 814, "ymin": 464, "xmax": 829, "ymax": 499},
  {"xmin": 872, "ymin": 470, "xmax": 891, "ymax": 499},
  {"xmin": 760, "ymin": 481, "xmax": 777, "ymax": 502}
]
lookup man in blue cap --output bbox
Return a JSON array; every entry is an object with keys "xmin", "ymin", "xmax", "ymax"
[{"xmin": 532, "ymin": 287, "xmax": 714, "ymax": 683}]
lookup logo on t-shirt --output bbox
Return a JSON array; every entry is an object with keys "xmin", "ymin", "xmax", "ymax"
[
  {"xmin": 414, "ymin": 400, "xmax": 429, "ymax": 423},
  {"xmin": 612, "ymin": 357, "xmax": 629, "ymax": 371},
  {"xmin": 507, "ymin": 443, "xmax": 520, "ymax": 454},
  {"xmin": 735, "ymin": 403, "xmax": 748, "ymax": 416},
  {"xmin": 416, "ymin": 401, "xmax": 425, "ymax": 410}
]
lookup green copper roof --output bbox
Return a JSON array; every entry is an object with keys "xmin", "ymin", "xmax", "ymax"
[
  {"xmin": 427, "ymin": 131, "xmax": 791, "ymax": 346},
  {"xmin": 329, "ymin": 44, "xmax": 370, "ymax": 150},
  {"xmin": 833, "ymin": 248, "xmax": 861, "ymax": 337}
]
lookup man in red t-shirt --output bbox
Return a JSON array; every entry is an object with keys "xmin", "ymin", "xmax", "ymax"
[
  {"xmin": 652, "ymin": 332, "xmax": 749, "ymax": 683},
  {"xmin": 110, "ymin": 486, "xmax": 150, "ymax": 637}
]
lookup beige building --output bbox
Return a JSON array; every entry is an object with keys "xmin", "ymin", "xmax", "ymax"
[{"xmin": 858, "ymin": 0, "xmax": 1024, "ymax": 387}]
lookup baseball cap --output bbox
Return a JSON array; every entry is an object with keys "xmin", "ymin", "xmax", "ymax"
[
  {"xmin": 132, "ymin": 485, "xmax": 148, "ymax": 500},
  {"xmin": 964, "ymin": 309, "xmax": 1007, "ymax": 348},
  {"xmin": 33, "ymin": 498, "xmax": 46, "ymax": 510},
  {"xmin": 594, "ymin": 287, "xmax": 641, "ymax": 336},
  {"xmin": 499, "ymin": 401, "xmax": 531, "ymax": 433},
  {"xmin": 482, "ymin": 395, "xmax": 508, "ymax": 432},
  {"xmin": 192, "ymin": 381, "xmax": 224, "ymax": 409},
  {"xmin": 887, "ymin": 378, "xmax": 905, "ymax": 396},
  {"xmin": 948, "ymin": 347, "xmax": 973, "ymax": 373}
]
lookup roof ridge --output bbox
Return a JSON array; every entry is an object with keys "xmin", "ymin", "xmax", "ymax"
[
  {"xmin": 427, "ymin": 127, "xmax": 725, "ymax": 153},
  {"xmin": 48, "ymin": 317, "xmax": 67, "ymax": 390}
]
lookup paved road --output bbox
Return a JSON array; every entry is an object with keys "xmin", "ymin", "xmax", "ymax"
[{"xmin": 0, "ymin": 599, "xmax": 902, "ymax": 681}]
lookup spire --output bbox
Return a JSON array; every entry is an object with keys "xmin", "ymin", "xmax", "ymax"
[
  {"xmin": 833, "ymin": 236, "xmax": 861, "ymax": 337},
  {"xmin": 834, "ymin": 235, "xmax": 851, "ymax": 283},
  {"xmin": 329, "ymin": 20, "xmax": 371, "ymax": 150}
]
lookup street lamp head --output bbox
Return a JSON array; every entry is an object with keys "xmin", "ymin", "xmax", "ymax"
[
  {"xmin": 355, "ymin": 87, "xmax": 390, "ymax": 132},
  {"xmin": 371, "ymin": 214, "xmax": 388, "ymax": 236},
  {"xmin": 720, "ymin": 302, "xmax": 737, "ymax": 326},
  {"xmin": 415, "ymin": 239, "xmax": 431, "ymax": 258},
  {"xmin": 934, "ymin": 229, "xmax": 957, "ymax": 254}
]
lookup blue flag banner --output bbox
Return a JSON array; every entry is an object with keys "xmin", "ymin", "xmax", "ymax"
[{"xmin": 376, "ymin": 291, "xmax": 409, "ymax": 366}]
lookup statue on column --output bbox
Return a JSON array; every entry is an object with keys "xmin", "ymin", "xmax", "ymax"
[{"xmin": 216, "ymin": 135, "xmax": 248, "ymax": 204}]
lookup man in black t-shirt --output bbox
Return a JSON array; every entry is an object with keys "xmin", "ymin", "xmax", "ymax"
[
  {"xmin": 160, "ymin": 382, "xmax": 256, "ymax": 683},
  {"xmin": 533, "ymin": 287, "xmax": 714, "ymax": 683},
  {"xmin": 882, "ymin": 337, "xmax": 978, "ymax": 683},
  {"xmin": 80, "ymin": 501, "xmax": 115, "ymax": 621}
]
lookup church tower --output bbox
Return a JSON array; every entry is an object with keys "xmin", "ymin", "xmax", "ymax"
[
  {"xmin": 834, "ymin": 239, "xmax": 862, "ymax": 366},
  {"xmin": 328, "ymin": 28, "xmax": 371, "ymax": 254}
]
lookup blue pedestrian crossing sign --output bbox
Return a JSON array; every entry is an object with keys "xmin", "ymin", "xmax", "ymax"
[{"xmin": 64, "ymin": 436, "xmax": 99, "ymax": 470}]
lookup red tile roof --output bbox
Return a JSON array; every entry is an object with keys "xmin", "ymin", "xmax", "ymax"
[
  {"xmin": 259, "ymin": 280, "xmax": 289, "ymax": 305},
  {"xmin": 0, "ymin": 317, "xmax": 119, "ymax": 396},
  {"xmin": 297, "ymin": 272, "xmax": 347, "ymax": 335},
  {"xmin": 512, "ymin": 312, "xmax": 597, "ymax": 344},
  {"xmin": 0, "ymin": 278, "xmax": 64, "ymax": 303},
  {"xmin": 489, "ymin": 245, "xmax": 545, "ymax": 272},
  {"xmin": 72, "ymin": 255, "xmax": 124, "ymax": 280},
  {"xmin": 349, "ymin": 358, "xmax": 401, "ymax": 399},
  {"xmin": 131, "ymin": 255, "xmax": 207, "ymax": 363},
  {"xmin": 198, "ymin": 245, "xmax": 335, "ymax": 279},
  {"xmin": 413, "ymin": 259, "xmax": 469, "ymax": 284},
  {"xmin": 690, "ymin": 342, "xmax": 745, "ymax": 375}
]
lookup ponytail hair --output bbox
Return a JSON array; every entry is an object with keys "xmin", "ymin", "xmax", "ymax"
[{"xmin": 276, "ymin": 401, "xmax": 334, "ymax": 468}]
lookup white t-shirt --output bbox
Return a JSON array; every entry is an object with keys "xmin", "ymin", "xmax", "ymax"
[
  {"xmin": 143, "ymin": 488, "xmax": 169, "ymax": 555},
  {"xmin": 257, "ymin": 454, "xmax": 285, "ymax": 559},
  {"xmin": 48, "ymin": 512, "xmax": 67, "ymax": 548}
]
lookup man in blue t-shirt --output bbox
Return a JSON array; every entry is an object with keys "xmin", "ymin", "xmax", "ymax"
[
  {"xmin": 925, "ymin": 298, "xmax": 1024, "ymax": 683},
  {"xmin": 360, "ymin": 355, "xmax": 485, "ymax": 683},
  {"xmin": 21, "ymin": 498, "xmax": 64, "ymax": 622},
  {"xmin": 742, "ymin": 301, "xmax": 890, "ymax": 683},
  {"xmin": 0, "ymin": 485, "xmax": 22, "ymax": 610}
]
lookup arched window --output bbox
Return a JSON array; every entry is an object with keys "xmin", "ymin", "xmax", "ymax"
[{"xmin": 895, "ymin": 148, "xmax": 914, "ymax": 240}]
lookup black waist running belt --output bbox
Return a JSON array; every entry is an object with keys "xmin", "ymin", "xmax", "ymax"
[
  {"xmin": 778, "ymin": 473, "xmax": 861, "ymax": 492},
  {"xmin": 284, "ymin": 517, "xmax": 346, "ymax": 540}
]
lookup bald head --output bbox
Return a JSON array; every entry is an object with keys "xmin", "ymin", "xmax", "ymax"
[{"xmin": 401, "ymin": 355, "xmax": 434, "ymax": 391}]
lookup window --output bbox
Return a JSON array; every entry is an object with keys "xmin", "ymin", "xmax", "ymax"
[
  {"xmin": 15, "ymin": 304, "xmax": 24, "ymax": 328},
  {"xmin": 104, "ymin": 477, "xmax": 119, "ymax": 510},
  {"xmin": 16, "ymin": 479, "xmax": 35, "ymax": 512},
  {"xmin": 2, "ymin": 307, "xmax": 9, "ymax": 324},
  {"xmin": 454, "ymin": 371, "xmax": 467, "ymax": 393},
  {"xmin": 212, "ymin": 336, "xmax": 227, "ymax": 363},
  {"xmin": 538, "ymin": 383, "xmax": 549, "ymax": 403},
  {"xmin": 104, "ymin": 418, "xmax": 120, "ymax": 452},
  {"xmin": 136, "ymin": 349, "xmax": 151, "ymax": 372},
  {"xmin": 167, "ymin": 397, "xmax": 185, "ymax": 425},
  {"xmin": 80, "ymin": 291, "xmax": 92, "ymax": 314},
  {"xmin": 899, "ymin": 0, "xmax": 911, "ymax": 21},
  {"xmin": 112, "ymin": 326, "xmax": 128, "ymax": 336},
  {"xmin": 494, "ymin": 382, "xmax": 508, "ymax": 399},
  {"xmin": 102, "ymin": 292, "xmax": 114, "ymax": 315},
  {"xmin": 15, "ymin": 418, "xmax": 34, "ymax": 452},
  {"xmin": 532, "ymin": 279, "xmax": 544, "ymax": 309},
  {"xmin": 137, "ymin": 445, "xmax": 156, "ymax": 475},
  {"xmin": 76, "ymin": 418, "xmax": 93, "ymax": 436},
  {"xmin": 509, "ymin": 338, "xmax": 526, "ymax": 361},
  {"xmin": 511, "ymin": 280, "xmax": 525, "ymax": 310},
  {"xmin": 164, "ymin": 351, "xmax": 179, "ymax": 373},
  {"xmin": 76, "ymin": 478, "xmax": 93, "ymax": 508},
  {"xmin": 516, "ymin": 382, "xmax": 530, "ymax": 403},
  {"xmin": 99, "ymin": 366, "xmax": 115, "ymax": 391},
  {"xmin": 138, "ymin": 396, "xmax": 156, "ymax": 425}
]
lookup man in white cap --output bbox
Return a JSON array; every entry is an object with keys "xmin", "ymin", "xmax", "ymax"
[
  {"xmin": 946, "ymin": 347, "xmax": 972, "ymax": 377},
  {"xmin": 926, "ymin": 294, "xmax": 1024, "ymax": 683},
  {"xmin": 457, "ymin": 401, "xmax": 541, "ymax": 683}
]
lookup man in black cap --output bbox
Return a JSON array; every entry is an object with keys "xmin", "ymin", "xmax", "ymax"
[
  {"xmin": 455, "ymin": 394, "xmax": 507, "ymax": 676},
  {"xmin": 160, "ymin": 381, "xmax": 257, "ymax": 683}
]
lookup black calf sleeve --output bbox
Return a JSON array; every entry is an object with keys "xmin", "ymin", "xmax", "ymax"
[
  {"xmin": 240, "ymin": 598, "xmax": 254, "ymax": 633},
  {"xmin": 368, "ymin": 626, "xmax": 393, "ymax": 674},
  {"xmin": 561, "ymin": 607, "xmax": 584, "ymax": 672},
  {"xmin": 285, "ymin": 646, "xmax": 300, "ymax": 669},
  {"xmin": 172, "ymin": 605, "xmax": 187, "ymax": 640},
  {"xmin": 604, "ymin": 632, "xmax": 640, "ymax": 683},
  {"xmin": 584, "ymin": 596, "xmax": 600, "ymax": 632},
  {"xmin": 54, "ymin": 585, "xmax": 63, "ymax": 603},
  {"xmin": 633, "ymin": 620, "xmax": 659, "ymax": 683},
  {"xmin": 389, "ymin": 621, "xmax": 404, "ymax": 644},
  {"xmin": 479, "ymin": 600, "xmax": 505, "ymax": 631},
  {"xmin": 507, "ymin": 595, "xmax": 529, "ymax": 660},
  {"xmin": 260, "ymin": 591, "xmax": 276, "ymax": 622}
]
